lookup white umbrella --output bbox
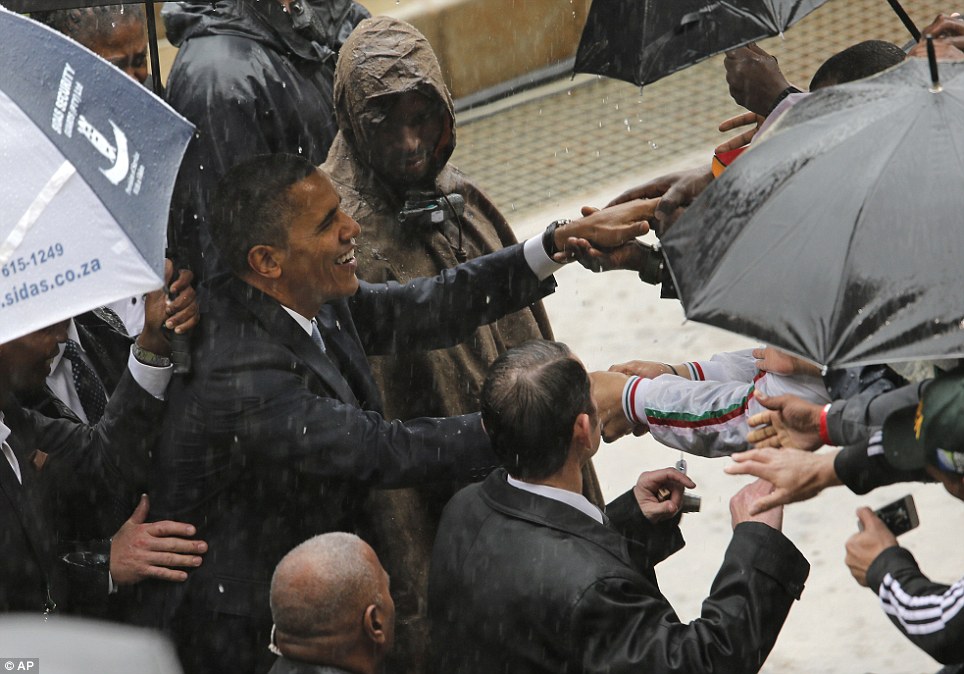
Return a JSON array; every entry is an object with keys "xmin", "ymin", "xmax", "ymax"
[{"xmin": 0, "ymin": 7, "xmax": 193, "ymax": 344}]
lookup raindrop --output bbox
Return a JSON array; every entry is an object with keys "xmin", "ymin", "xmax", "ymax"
[
  {"xmin": 567, "ymin": 89, "xmax": 572, "ymax": 96},
  {"xmin": 218, "ymin": 584, "xmax": 225, "ymax": 593},
  {"xmin": 649, "ymin": 140, "xmax": 658, "ymax": 149},
  {"xmin": 281, "ymin": 82, "xmax": 286, "ymax": 88},
  {"xmin": 298, "ymin": 146, "xmax": 303, "ymax": 153},
  {"xmin": 199, "ymin": 164, "xmax": 204, "ymax": 171},
  {"xmin": 564, "ymin": 147, "xmax": 569, "ymax": 154}
]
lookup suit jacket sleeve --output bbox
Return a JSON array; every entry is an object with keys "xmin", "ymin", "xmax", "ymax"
[
  {"xmin": 571, "ymin": 522, "xmax": 809, "ymax": 673},
  {"xmin": 26, "ymin": 368, "xmax": 165, "ymax": 491},
  {"xmin": 866, "ymin": 546, "xmax": 964, "ymax": 664},
  {"xmin": 196, "ymin": 343, "xmax": 496, "ymax": 486},
  {"xmin": 349, "ymin": 243, "xmax": 557, "ymax": 356}
]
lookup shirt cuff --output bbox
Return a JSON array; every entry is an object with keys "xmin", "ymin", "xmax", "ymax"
[
  {"xmin": 622, "ymin": 375, "xmax": 654, "ymax": 427},
  {"xmin": 523, "ymin": 235, "xmax": 564, "ymax": 281},
  {"xmin": 127, "ymin": 347, "xmax": 172, "ymax": 400}
]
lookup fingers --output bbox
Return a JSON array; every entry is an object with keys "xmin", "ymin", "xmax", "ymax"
[
  {"xmin": 746, "ymin": 410, "xmax": 773, "ymax": 430},
  {"xmin": 855, "ymin": 506, "xmax": 879, "ymax": 531},
  {"xmin": 146, "ymin": 519, "xmax": 199, "ymax": 539},
  {"xmin": 717, "ymin": 111, "xmax": 761, "ymax": 132},
  {"xmin": 168, "ymin": 267, "xmax": 194, "ymax": 294},
  {"xmin": 605, "ymin": 179, "xmax": 671, "ymax": 207},
  {"xmin": 128, "ymin": 493, "xmax": 150, "ymax": 524},
  {"xmin": 748, "ymin": 489, "xmax": 785, "ymax": 515},
  {"xmin": 163, "ymin": 258, "xmax": 174, "ymax": 286},
  {"xmin": 580, "ymin": 205, "xmax": 599, "ymax": 217},
  {"xmin": 144, "ymin": 566, "xmax": 191, "ymax": 582}
]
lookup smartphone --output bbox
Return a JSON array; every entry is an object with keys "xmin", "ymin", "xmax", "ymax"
[{"xmin": 861, "ymin": 494, "xmax": 920, "ymax": 537}]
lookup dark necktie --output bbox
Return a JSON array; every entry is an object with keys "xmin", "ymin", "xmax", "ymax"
[{"xmin": 63, "ymin": 338, "xmax": 107, "ymax": 424}]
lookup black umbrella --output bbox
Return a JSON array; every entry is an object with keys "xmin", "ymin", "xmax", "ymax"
[
  {"xmin": 573, "ymin": 0, "xmax": 922, "ymax": 87},
  {"xmin": 660, "ymin": 55, "xmax": 964, "ymax": 369}
]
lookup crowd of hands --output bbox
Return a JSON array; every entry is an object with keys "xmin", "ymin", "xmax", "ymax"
[{"xmin": 549, "ymin": 10, "xmax": 964, "ymax": 586}]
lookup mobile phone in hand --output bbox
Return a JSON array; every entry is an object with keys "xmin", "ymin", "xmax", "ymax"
[{"xmin": 861, "ymin": 494, "xmax": 920, "ymax": 537}]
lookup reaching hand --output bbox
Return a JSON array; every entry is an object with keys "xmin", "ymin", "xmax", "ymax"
[
  {"xmin": 606, "ymin": 167, "xmax": 713, "ymax": 237},
  {"xmin": 551, "ymin": 199, "xmax": 654, "ymax": 261},
  {"xmin": 752, "ymin": 346, "xmax": 821, "ymax": 377},
  {"xmin": 633, "ymin": 468, "xmax": 697, "ymax": 523},
  {"xmin": 745, "ymin": 393, "xmax": 824, "ymax": 451},
  {"xmin": 724, "ymin": 43, "xmax": 794, "ymax": 116},
  {"xmin": 845, "ymin": 507, "xmax": 898, "ymax": 586},
  {"xmin": 716, "ymin": 112, "xmax": 765, "ymax": 154},
  {"xmin": 589, "ymin": 370, "xmax": 638, "ymax": 442},
  {"xmin": 609, "ymin": 360, "xmax": 685, "ymax": 380},
  {"xmin": 110, "ymin": 494, "xmax": 208, "ymax": 585},
  {"xmin": 725, "ymin": 448, "xmax": 841, "ymax": 514},
  {"xmin": 729, "ymin": 479, "xmax": 783, "ymax": 530},
  {"xmin": 908, "ymin": 13, "xmax": 964, "ymax": 59}
]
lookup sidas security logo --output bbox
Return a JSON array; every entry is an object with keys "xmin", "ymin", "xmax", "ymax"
[{"xmin": 49, "ymin": 62, "xmax": 145, "ymax": 196}]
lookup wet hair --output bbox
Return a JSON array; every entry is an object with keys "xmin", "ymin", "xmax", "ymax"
[
  {"xmin": 481, "ymin": 340, "xmax": 593, "ymax": 481},
  {"xmin": 809, "ymin": 40, "xmax": 906, "ymax": 90},
  {"xmin": 209, "ymin": 154, "xmax": 317, "ymax": 275},
  {"xmin": 270, "ymin": 533, "xmax": 381, "ymax": 639},
  {"xmin": 32, "ymin": 5, "xmax": 146, "ymax": 45}
]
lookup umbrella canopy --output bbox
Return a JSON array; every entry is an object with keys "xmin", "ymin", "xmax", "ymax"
[
  {"xmin": 574, "ymin": 0, "xmax": 830, "ymax": 87},
  {"xmin": 661, "ymin": 57, "xmax": 964, "ymax": 369},
  {"xmin": 0, "ymin": 7, "xmax": 193, "ymax": 344}
]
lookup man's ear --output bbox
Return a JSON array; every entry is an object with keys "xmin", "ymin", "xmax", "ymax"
[
  {"xmin": 572, "ymin": 412, "xmax": 592, "ymax": 450},
  {"xmin": 363, "ymin": 604, "xmax": 388, "ymax": 645},
  {"xmin": 247, "ymin": 244, "xmax": 283, "ymax": 279}
]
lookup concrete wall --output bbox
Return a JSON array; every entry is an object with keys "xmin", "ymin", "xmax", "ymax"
[{"xmin": 154, "ymin": 0, "xmax": 593, "ymax": 99}]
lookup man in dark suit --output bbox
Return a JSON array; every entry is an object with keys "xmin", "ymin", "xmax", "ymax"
[
  {"xmin": 0, "ymin": 274, "xmax": 205, "ymax": 614},
  {"xmin": 428, "ymin": 340, "xmax": 811, "ymax": 674},
  {"xmin": 141, "ymin": 153, "xmax": 654, "ymax": 674}
]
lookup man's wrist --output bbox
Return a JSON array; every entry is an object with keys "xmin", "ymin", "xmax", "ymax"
[
  {"xmin": 768, "ymin": 85, "xmax": 802, "ymax": 115},
  {"xmin": 133, "ymin": 341, "xmax": 172, "ymax": 368},
  {"xmin": 543, "ymin": 219, "xmax": 571, "ymax": 257}
]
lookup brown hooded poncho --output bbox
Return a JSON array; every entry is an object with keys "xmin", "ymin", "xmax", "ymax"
[{"xmin": 322, "ymin": 16, "xmax": 602, "ymax": 674}]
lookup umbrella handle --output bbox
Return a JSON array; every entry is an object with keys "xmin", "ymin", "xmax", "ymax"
[
  {"xmin": 926, "ymin": 36, "xmax": 942, "ymax": 93},
  {"xmin": 144, "ymin": 1, "xmax": 163, "ymax": 95}
]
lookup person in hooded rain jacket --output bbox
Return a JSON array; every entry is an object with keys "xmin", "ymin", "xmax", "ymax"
[
  {"xmin": 162, "ymin": 0, "xmax": 369, "ymax": 278},
  {"xmin": 321, "ymin": 17, "xmax": 604, "ymax": 674}
]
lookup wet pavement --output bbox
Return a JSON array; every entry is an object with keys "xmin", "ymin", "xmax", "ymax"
[{"xmin": 451, "ymin": 0, "xmax": 949, "ymax": 218}]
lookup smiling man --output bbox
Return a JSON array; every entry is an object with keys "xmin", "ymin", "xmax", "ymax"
[{"xmin": 138, "ymin": 153, "xmax": 655, "ymax": 674}]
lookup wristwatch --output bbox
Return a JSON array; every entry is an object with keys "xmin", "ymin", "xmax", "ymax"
[
  {"xmin": 542, "ymin": 218, "xmax": 572, "ymax": 257},
  {"xmin": 133, "ymin": 343, "xmax": 172, "ymax": 368}
]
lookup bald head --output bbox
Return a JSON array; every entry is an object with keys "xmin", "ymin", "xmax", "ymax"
[{"xmin": 271, "ymin": 533, "xmax": 384, "ymax": 639}]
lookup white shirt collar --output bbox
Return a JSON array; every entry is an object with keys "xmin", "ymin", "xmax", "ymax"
[
  {"xmin": 48, "ymin": 318, "xmax": 82, "ymax": 372},
  {"xmin": 506, "ymin": 474, "xmax": 604, "ymax": 524},
  {"xmin": 0, "ymin": 412, "xmax": 21, "ymax": 484},
  {"xmin": 280, "ymin": 305, "xmax": 314, "ymax": 336}
]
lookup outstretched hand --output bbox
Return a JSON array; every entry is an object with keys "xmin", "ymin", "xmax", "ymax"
[
  {"xmin": 633, "ymin": 468, "xmax": 696, "ymax": 523},
  {"xmin": 551, "ymin": 199, "xmax": 655, "ymax": 264},
  {"xmin": 746, "ymin": 393, "xmax": 824, "ymax": 451},
  {"xmin": 716, "ymin": 112, "xmax": 765, "ymax": 154},
  {"xmin": 606, "ymin": 167, "xmax": 713, "ymax": 237},
  {"xmin": 729, "ymin": 478, "xmax": 783, "ymax": 530},
  {"xmin": 725, "ymin": 448, "xmax": 841, "ymax": 514},
  {"xmin": 724, "ymin": 43, "xmax": 794, "ymax": 116},
  {"xmin": 589, "ymin": 370, "xmax": 641, "ymax": 442},
  {"xmin": 110, "ymin": 494, "xmax": 207, "ymax": 585}
]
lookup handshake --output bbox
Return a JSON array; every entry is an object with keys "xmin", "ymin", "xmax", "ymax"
[{"xmin": 546, "ymin": 198, "xmax": 663, "ymax": 279}]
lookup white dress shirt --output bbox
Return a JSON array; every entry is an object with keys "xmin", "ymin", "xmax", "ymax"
[{"xmin": 506, "ymin": 474, "xmax": 604, "ymax": 524}]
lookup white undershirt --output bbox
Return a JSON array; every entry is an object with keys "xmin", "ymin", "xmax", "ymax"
[{"xmin": 0, "ymin": 415, "xmax": 21, "ymax": 484}]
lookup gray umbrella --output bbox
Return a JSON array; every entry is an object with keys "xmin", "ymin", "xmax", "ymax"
[{"xmin": 661, "ymin": 56, "xmax": 964, "ymax": 369}]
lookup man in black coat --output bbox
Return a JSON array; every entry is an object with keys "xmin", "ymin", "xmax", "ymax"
[
  {"xmin": 162, "ymin": 0, "xmax": 370, "ymax": 278},
  {"xmin": 140, "ymin": 153, "xmax": 654, "ymax": 674},
  {"xmin": 428, "ymin": 340, "xmax": 811, "ymax": 674},
  {"xmin": 0, "ymin": 280, "xmax": 205, "ymax": 614}
]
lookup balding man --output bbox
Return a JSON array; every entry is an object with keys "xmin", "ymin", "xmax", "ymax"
[{"xmin": 269, "ymin": 533, "xmax": 394, "ymax": 674}]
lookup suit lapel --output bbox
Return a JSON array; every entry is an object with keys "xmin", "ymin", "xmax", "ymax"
[{"xmin": 228, "ymin": 278, "xmax": 359, "ymax": 406}]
